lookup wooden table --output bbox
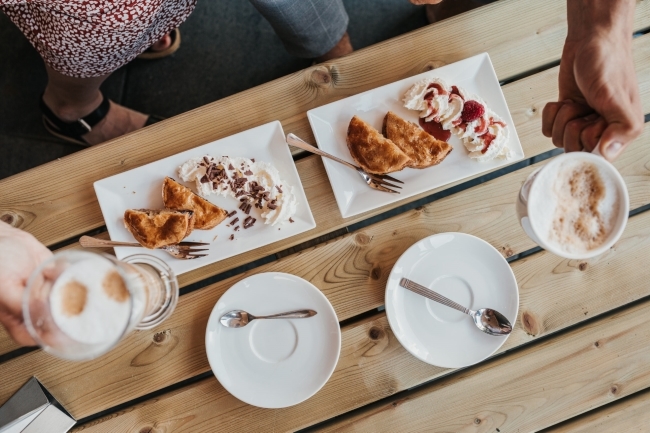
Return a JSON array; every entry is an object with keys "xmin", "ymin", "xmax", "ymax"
[{"xmin": 1, "ymin": 1, "xmax": 650, "ymax": 431}]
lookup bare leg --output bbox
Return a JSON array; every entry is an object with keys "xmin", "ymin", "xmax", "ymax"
[
  {"xmin": 315, "ymin": 32, "xmax": 353, "ymax": 63},
  {"xmin": 42, "ymin": 65, "xmax": 148, "ymax": 145}
]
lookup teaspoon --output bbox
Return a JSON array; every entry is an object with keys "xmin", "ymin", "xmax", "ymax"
[
  {"xmin": 399, "ymin": 278, "xmax": 512, "ymax": 336},
  {"xmin": 220, "ymin": 309, "xmax": 317, "ymax": 328}
]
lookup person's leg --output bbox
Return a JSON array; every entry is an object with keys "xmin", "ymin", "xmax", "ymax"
[
  {"xmin": 425, "ymin": 0, "xmax": 496, "ymax": 24},
  {"xmin": 42, "ymin": 65, "xmax": 148, "ymax": 146},
  {"xmin": 248, "ymin": 0, "xmax": 352, "ymax": 61}
]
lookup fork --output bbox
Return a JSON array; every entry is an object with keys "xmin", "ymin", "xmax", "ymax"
[
  {"xmin": 286, "ymin": 133, "xmax": 403, "ymax": 194},
  {"xmin": 79, "ymin": 235, "xmax": 210, "ymax": 260}
]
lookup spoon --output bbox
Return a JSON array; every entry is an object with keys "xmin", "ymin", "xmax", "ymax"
[
  {"xmin": 399, "ymin": 278, "xmax": 512, "ymax": 336},
  {"xmin": 220, "ymin": 309, "xmax": 317, "ymax": 328}
]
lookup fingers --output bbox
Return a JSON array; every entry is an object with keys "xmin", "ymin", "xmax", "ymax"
[
  {"xmin": 598, "ymin": 117, "xmax": 644, "ymax": 161},
  {"xmin": 580, "ymin": 117, "xmax": 607, "ymax": 152},
  {"xmin": 6, "ymin": 323, "xmax": 37, "ymax": 346},
  {"xmin": 409, "ymin": 0, "xmax": 443, "ymax": 4},
  {"xmin": 551, "ymin": 102, "xmax": 594, "ymax": 149},
  {"xmin": 541, "ymin": 102, "xmax": 562, "ymax": 139}
]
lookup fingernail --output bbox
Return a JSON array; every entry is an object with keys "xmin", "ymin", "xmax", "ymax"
[{"xmin": 604, "ymin": 141, "xmax": 623, "ymax": 159}]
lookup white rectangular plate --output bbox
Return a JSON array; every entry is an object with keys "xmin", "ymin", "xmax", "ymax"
[
  {"xmin": 94, "ymin": 121, "xmax": 316, "ymax": 275},
  {"xmin": 307, "ymin": 52, "xmax": 524, "ymax": 218}
]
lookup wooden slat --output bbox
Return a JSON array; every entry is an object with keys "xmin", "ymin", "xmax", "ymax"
[
  {"xmin": 542, "ymin": 388, "xmax": 650, "ymax": 432},
  {"xmin": 1, "ymin": 0, "xmax": 649, "ymax": 248},
  {"xmin": 317, "ymin": 301, "xmax": 650, "ymax": 432},
  {"xmin": 72, "ymin": 209, "xmax": 650, "ymax": 432},
  {"xmin": 1, "ymin": 122, "xmax": 648, "ymax": 422}
]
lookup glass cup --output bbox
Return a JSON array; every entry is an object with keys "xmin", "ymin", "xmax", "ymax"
[
  {"xmin": 516, "ymin": 150, "xmax": 629, "ymax": 260},
  {"xmin": 23, "ymin": 250, "xmax": 178, "ymax": 361}
]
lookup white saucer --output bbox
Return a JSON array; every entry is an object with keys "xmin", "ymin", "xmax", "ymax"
[
  {"xmin": 206, "ymin": 272, "xmax": 341, "ymax": 408},
  {"xmin": 385, "ymin": 233, "xmax": 518, "ymax": 368}
]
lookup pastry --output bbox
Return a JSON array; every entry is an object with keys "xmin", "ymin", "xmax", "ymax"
[
  {"xmin": 162, "ymin": 177, "xmax": 227, "ymax": 230},
  {"xmin": 346, "ymin": 115, "xmax": 410, "ymax": 174}
]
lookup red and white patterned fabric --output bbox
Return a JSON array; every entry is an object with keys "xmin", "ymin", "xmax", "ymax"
[{"xmin": 1, "ymin": 0, "xmax": 196, "ymax": 77}]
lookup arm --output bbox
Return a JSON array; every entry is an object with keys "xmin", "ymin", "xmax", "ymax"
[{"xmin": 542, "ymin": 0, "xmax": 643, "ymax": 160}]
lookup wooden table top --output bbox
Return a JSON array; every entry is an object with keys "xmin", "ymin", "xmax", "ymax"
[{"xmin": 1, "ymin": 0, "xmax": 649, "ymax": 431}]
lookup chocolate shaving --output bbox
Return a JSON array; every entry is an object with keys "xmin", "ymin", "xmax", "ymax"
[
  {"xmin": 251, "ymin": 158, "xmax": 255, "ymax": 163},
  {"xmin": 276, "ymin": 185, "xmax": 283, "ymax": 193},
  {"xmin": 229, "ymin": 234, "xmax": 234, "ymax": 241},
  {"xmin": 234, "ymin": 226, "xmax": 240, "ymax": 231},
  {"xmin": 289, "ymin": 218, "xmax": 294, "ymax": 223},
  {"xmin": 230, "ymin": 217, "xmax": 239, "ymax": 225},
  {"xmin": 203, "ymin": 156, "xmax": 211, "ymax": 165},
  {"xmin": 200, "ymin": 175, "xmax": 209, "ymax": 183},
  {"xmin": 243, "ymin": 216, "xmax": 253, "ymax": 225},
  {"xmin": 228, "ymin": 164, "xmax": 235, "ymax": 170},
  {"xmin": 227, "ymin": 210, "xmax": 237, "ymax": 218},
  {"xmin": 244, "ymin": 170, "xmax": 253, "ymax": 176},
  {"xmin": 267, "ymin": 203, "xmax": 277, "ymax": 210},
  {"xmin": 235, "ymin": 190, "xmax": 245, "ymax": 197},
  {"xmin": 244, "ymin": 204, "xmax": 252, "ymax": 214}
]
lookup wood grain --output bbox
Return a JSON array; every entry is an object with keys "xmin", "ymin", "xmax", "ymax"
[
  {"xmin": 317, "ymin": 301, "xmax": 650, "ymax": 433},
  {"xmin": 0, "ymin": 1, "xmax": 648, "ymax": 248},
  {"xmin": 1, "ymin": 144, "xmax": 647, "ymax": 423},
  {"xmin": 542, "ymin": 388, "xmax": 650, "ymax": 432},
  {"xmin": 71, "ymin": 210, "xmax": 650, "ymax": 432}
]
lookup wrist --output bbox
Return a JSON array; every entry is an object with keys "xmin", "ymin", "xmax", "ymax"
[{"xmin": 566, "ymin": 0, "xmax": 635, "ymax": 42}]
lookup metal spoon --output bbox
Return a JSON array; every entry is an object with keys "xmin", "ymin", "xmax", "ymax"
[
  {"xmin": 220, "ymin": 309, "xmax": 317, "ymax": 328},
  {"xmin": 399, "ymin": 278, "xmax": 512, "ymax": 336}
]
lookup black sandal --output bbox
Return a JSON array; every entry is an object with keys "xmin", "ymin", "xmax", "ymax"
[{"xmin": 40, "ymin": 94, "xmax": 162, "ymax": 146}]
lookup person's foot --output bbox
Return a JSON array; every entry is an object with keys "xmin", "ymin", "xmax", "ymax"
[
  {"xmin": 42, "ymin": 91, "xmax": 148, "ymax": 145},
  {"xmin": 315, "ymin": 32, "xmax": 353, "ymax": 63},
  {"xmin": 149, "ymin": 33, "xmax": 173, "ymax": 53},
  {"xmin": 425, "ymin": 0, "xmax": 487, "ymax": 24},
  {"xmin": 79, "ymin": 101, "xmax": 148, "ymax": 145}
]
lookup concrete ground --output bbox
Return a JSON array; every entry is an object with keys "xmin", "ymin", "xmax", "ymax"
[{"xmin": 0, "ymin": 0, "xmax": 428, "ymax": 180}]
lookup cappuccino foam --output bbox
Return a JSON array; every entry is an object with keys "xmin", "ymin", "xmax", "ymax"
[
  {"xmin": 529, "ymin": 159, "xmax": 621, "ymax": 254},
  {"xmin": 50, "ymin": 256, "xmax": 132, "ymax": 346}
]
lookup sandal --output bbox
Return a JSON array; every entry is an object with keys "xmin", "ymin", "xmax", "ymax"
[
  {"xmin": 137, "ymin": 28, "xmax": 181, "ymax": 60},
  {"xmin": 40, "ymin": 94, "xmax": 163, "ymax": 146}
]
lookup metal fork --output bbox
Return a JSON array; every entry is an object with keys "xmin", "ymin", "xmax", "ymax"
[
  {"xmin": 79, "ymin": 235, "xmax": 210, "ymax": 260},
  {"xmin": 286, "ymin": 133, "xmax": 403, "ymax": 194}
]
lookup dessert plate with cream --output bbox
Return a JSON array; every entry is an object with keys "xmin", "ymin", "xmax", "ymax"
[
  {"xmin": 206, "ymin": 272, "xmax": 341, "ymax": 408},
  {"xmin": 94, "ymin": 121, "xmax": 316, "ymax": 275},
  {"xmin": 307, "ymin": 53, "xmax": 524, "ymax": 218},
  {"xmin": 385, "ymin": 233, "xmax": 518, "ymax": 368}
]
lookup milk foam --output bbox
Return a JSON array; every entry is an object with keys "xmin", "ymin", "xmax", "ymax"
[
  {"xmin": 529, "ymin": 158, "xmax": 621, "ymax": 254},
  {"xmin": 50, "ymin": 256, "xmax": 133, "ymax": 345}
]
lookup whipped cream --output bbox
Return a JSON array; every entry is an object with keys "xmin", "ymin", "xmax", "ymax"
[
  {"xmin": 403, "ymin": 78, "xmax": 511, "ymax": 161},
  {"xmin": 178, "ymin": 155, "xmax": 297, "ymax": 226}
]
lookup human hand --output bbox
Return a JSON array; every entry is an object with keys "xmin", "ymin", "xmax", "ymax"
[
  {"xmin": 542, "ymin": 0, "xmax": 643, "ymax": 161},
  {"xmin": 409, "ymin": 0, "xmax": 444, "ymax": 5},
  {"xmin": 0, "ymin": 222, "xmax": 52, "ymax": 346}
]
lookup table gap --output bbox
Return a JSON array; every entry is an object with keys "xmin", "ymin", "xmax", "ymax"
[
  {"xmin": 297, "ymin": 294, "xmax": 650, "ymax": 433},
  {"xmin": 537, "ymin": 386, "xmax": 650, "ymax": 432}
]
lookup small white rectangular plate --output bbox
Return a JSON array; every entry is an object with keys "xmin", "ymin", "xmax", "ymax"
[
  {"xmin": 94, "ymin": 121, "xmax": 316, "ymax": 275},
  {"xmin": 307, "ymin": 52, "xmax": 524, "ymax": 218}
]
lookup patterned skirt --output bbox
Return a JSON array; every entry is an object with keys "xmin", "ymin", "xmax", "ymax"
[{"xmin": 1, "ymin": 0, "xmax": 197, "ymax": 78}]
